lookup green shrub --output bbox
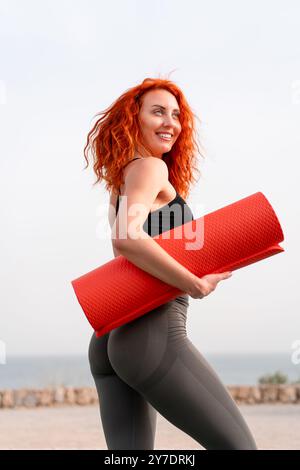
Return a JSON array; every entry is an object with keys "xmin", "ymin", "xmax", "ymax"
[{"xmin": 258, "ymin": 370, "xmax": 288, "ymax": 384}]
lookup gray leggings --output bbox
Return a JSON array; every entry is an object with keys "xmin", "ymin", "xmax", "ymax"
[{"xmin": 88, "ymin": 294, "xmax": 257, "ymax": 450}]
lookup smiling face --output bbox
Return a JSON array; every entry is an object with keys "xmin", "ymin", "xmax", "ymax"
[{"xmin": 135, "ymin": 88, "xmax": 182, "ymax": 158}]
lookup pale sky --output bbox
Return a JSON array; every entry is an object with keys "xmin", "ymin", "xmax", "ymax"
[{"xmin": 0, "ymin": 0, "xmax": 299, "ymax": 358}]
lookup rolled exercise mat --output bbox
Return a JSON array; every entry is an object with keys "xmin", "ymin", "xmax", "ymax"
[{"xmin": 71, "ymin": 191, "xmax": 284, "ymax": 337}]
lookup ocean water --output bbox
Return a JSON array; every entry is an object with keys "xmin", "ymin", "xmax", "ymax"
[{"xmin": 0, "ymin": 353, "xmax": 299, "ymax": 390}]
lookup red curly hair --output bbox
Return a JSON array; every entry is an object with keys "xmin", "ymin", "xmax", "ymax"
[{"xmin": 83, "ymin": 77, "xmax": 205, "ymax": 200}]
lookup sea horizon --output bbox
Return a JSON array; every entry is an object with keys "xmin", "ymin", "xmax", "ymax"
[{"xmin": 1, "ymin": 352, "xmax": 299, "ymax": 390}]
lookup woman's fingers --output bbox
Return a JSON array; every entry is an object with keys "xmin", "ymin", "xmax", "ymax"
[{"xmin": 218, "ymin": 271, "xmax": 232, "ymax": 280}]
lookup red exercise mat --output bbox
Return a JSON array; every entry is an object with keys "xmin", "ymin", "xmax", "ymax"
[{"xmin": 71, "ymin": 192, "xmax": 284, "ymax": 337}]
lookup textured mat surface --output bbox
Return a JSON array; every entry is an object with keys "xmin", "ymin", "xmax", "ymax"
[{"xmin": 71, "ymin": 192, "xmax": 284, "ymax": 337}]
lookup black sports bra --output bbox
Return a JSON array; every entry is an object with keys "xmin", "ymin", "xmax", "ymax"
[{"xmin": 115, "ymin": 157, "xmax": 194, "ymax": 237}]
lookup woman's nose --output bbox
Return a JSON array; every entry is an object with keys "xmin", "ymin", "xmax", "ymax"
[{"xmin": 163, "ymin": 115, "xmax": 178, "ymax": 127}]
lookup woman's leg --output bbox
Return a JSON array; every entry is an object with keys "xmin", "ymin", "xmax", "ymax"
[
  {"xmin": 107, "ymin": 295, "xmax": 257, "ymax": 450},
  {"xmin": 88, "ymin": 331, "xmax": 157, "ymax": 449}
]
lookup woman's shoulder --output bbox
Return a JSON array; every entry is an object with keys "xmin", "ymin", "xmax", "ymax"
[
  {"xmin": 123, "ymin": 156, "xmax": 168, "ymax": 178},
  {"xmin": 110, "ymin": 156, "xmax": 168, "ymax": 203}
]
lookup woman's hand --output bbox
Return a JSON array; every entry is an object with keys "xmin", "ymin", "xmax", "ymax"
[{"xmin": 187, "ymin": 272, "xmax": 233, "ymax": 299}]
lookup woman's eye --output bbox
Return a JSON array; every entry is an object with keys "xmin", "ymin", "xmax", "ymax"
[{"xmin": 154, "ymin": 110, "xmax": 179, "ymax": 119}]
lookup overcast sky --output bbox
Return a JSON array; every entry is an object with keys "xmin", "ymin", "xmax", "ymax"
[{"xmin": 0, "ymin": 0, "xmax": 299, "ymax": 359}]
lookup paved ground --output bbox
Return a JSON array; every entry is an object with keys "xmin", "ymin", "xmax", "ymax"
[{"xmin": 0, "ymin": 404, "xmax": 299, "ymax": 450}]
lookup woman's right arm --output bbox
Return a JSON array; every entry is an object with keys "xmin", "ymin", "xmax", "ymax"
[{"xmin": 112, "ymin": 157, "xmax": 232, "ymax": 299}]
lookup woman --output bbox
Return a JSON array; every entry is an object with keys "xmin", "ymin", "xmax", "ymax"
[{"xmin": 85, "ymin": 77, "xmax": 257, "ymax": 450}]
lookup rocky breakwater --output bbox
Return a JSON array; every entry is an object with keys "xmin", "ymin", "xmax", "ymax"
[{"xmin": 1, "ymin": 385, "xmax": 300, "ymax": 409}]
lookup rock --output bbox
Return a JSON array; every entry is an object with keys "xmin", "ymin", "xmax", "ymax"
[
  {"xmin": 75, "ymin": 387, "xmax": 94, "ymax": 405},
  {"xmin": 2, "ymin": 390, "xmax": 15, "ymax": 408},
  {"xmin": 227, "ymin": 386, "xmax": 254, "ymax": 404},
  {"xmin": 37, "ymin": 388, "xmax": 54, "ymax": 407},
  {"xmin": 278, "ymin": 385, "xmax": 297, "ymax": 403},
  {"xmin": 295, "ymin": 385, "xmax": 300, "ymax": 402},
  {"xmin": 65, "ymin": 387, "xmax": 76, "ymax": 405},
  {"xmin": 23, "ymin": 391, "xmax": 38, "ymax": 408},
  {"xmin": 260, "ymin": 385, "xmax": 279, "ymax": 402},
  {"xmin": 238, "ymin": 386, "xmax": 252, "ymax": 403},
  {"xmin": 53, "ymin": 386, "xmax": 66, "ymax": 404},
  {"xmin": 227, "ymin": 386, "xmax": 262, "ymax": 404},
  {"xmin": 249, "ymin": 386, "xmax": 262, "ymax": 404},
  {"xmin": 14, "ymin": 389, "xmax": 29, "ymax": 407}
]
